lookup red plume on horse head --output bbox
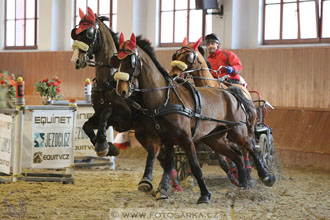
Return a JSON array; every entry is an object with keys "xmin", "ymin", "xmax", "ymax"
[
  {"xmin": 182, "ymin": 37, "xmax": 188, "ymax": 46},
  {"xmin": 190, "ymin": 37, "xmax": 202, "ymax": 51},
  {"xmin": 76, "ymin": 7, "xmax": 96, "ymax": 34},
  {"xmin": 118, "ymin": 33, "xmax": 137, "ymax": 59}
]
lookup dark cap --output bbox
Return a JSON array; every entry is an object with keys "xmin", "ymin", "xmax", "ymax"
[{"xmin": 205, "ymin": 33, "xmax": 220, "ymax": 44}]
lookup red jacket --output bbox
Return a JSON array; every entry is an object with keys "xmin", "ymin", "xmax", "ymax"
[{"xmin": 208, "ymin": 48, "xmax": 242, "ymax": 81}]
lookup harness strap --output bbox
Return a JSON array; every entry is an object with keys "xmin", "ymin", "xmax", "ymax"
[{"xmin": 182, "ymin": 81, "xmax": 202, "ymax": 137}]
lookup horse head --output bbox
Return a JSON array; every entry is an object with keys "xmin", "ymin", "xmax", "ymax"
[
  {"xmin": 70, "ymin": 7, "xmax": 100, "ymax": 69},
  {"xmin": 170, "ymin": 37, "xmax": 219, "ymax": 87},
  {"xmin": 112, "ymin": 33, "xmax": 141, "ymax": 99},
  {"xmin": 170, "ymin": 37, "xmax": 204, "ymax": 78}
]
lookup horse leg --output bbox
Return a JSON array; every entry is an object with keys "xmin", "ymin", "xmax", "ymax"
[
  {"xmin": 155, "ymin": 145, "xmax": 175, "ymax": 200},
  {"xmin": 217, "ymin": 154, "xmax": 239, "ymax": 187},
  {"xmin": 203, "ymin": 137, "xmax": 248, "ymax": 188},
  {"xmin": 157, "ymin": 146, "xmax": 182, "ymax": 192},
  {"xmin": 95, "ymin": 107, "xmax": 112, "ymax": 157},
  {"xmin": 243, "ymin": 150, "xmax": 254, "ymax": 187},
  {"xmin": 135, "ymin": 130, "xmax": 161, "ymax": 193},
  {"xmin": 82, "ymin": 114, "xmax": 98, "ymax": 145},
  {"xmin": 229, "ymin": 132, "xmax": 276, "ymax": 187},
  {"xmin": 180, "ymin": 139, "xmax": 211, "ymax": 204},
  {"xmin": 248, "ymin": 138, "xmax": 275, "ymax": 186}
]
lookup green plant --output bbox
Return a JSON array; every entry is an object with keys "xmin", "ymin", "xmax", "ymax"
[{"xmin": 34, "ymin": 76, "xmax": 63, "ymax": 100}]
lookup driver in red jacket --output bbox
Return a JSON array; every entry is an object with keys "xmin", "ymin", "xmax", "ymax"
[{"xmin": 206, "ymin": 33, "xmax": 246, "ymax": 87}]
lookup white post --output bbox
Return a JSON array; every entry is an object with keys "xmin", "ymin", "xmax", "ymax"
[
  {"xmin": 66, "ymin": 109, "xmax": 76, "ymax": 176},
  {"xmin": 12, "ymin": 108, "xmax": 24, "ymax": 182},
  {"xmin": 109, "ymin": 126, "xmax": 115, "ymax": 170}
]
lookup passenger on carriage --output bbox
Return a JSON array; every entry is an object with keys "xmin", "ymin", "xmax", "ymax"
[{"xmin": 205, "ymin": 33, "xmax": 247, "ymax": 88}]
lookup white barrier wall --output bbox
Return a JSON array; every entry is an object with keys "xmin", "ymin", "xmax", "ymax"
[
  {"xmin": 31, "ymin": 110, "xmax": 75, "ymax": 168},
  {"xmin": 19, "ymin": 108, "xmax": 75, "ymax": 169},
  {"xmin": 0, "ymin": 114, "xmax": 13, "ymax": 174}
]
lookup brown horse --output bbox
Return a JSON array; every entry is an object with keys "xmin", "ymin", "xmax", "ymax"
[
  {"xmin": 170, "ymin": 38, "xmax": 258, "ymax": 186},
  {"xmin": 71, "ymin": 7, "xmax": 180, "ymax": 195},
  {"xmin": 113, "ymin": 33, "xmax": 275, "ymax": 204}
]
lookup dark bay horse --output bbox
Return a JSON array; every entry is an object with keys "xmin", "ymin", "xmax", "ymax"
[
  {"xmin": 113, "ymin": 33, "xmax": 276, "ymax": 204},
  {"xmin": 170, "ymin": 38, "xmax": 258, "ymax": 186},
  {"xmin": 70, "ymin": 7, "xmax": 180, "ymax": 195}
]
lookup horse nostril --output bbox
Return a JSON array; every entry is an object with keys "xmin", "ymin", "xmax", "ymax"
[{"xmin": 121, "ymin": 90, "xmax": 126, "ymax": 97}]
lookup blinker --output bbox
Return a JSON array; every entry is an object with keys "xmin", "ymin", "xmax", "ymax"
[
  {"xmin": 131, "ymin": 55, "xmax": 136, "ymax": 68},
  {"xmin": 71, "ymin": 28, "xmax": 78, "ymax": 40},
  {"xmin": 86, "ymin": 26, "xmax": 96, "ymax": 39},
  {"xmin": 187, "ymin": 52, "xmax": 194, "ymax": 64},
  {"xmin": 172, "ymin": 53, "xmax": 177, "ymax": 61}
]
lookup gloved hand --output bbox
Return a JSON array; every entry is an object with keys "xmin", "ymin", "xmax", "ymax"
[{"xmin": 226, "ymin": 66, "xmax": 233, "ymax": 74}]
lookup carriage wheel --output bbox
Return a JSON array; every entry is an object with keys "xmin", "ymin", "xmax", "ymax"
[{"xmin": 258, "ymin": 134, "xmax": 273, "ymax": 170}]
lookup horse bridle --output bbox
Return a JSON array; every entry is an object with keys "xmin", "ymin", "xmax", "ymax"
[
  {"xmin": 172, "ymin": 46, "xmax": 201, "ymax": 71},
  {"xmin": 73, "ymin": 17, "xmax": 115, "ymax": 68},
  {"xmin": 114, "ymin": 47, "xmax": 141, "ymax": 95}
]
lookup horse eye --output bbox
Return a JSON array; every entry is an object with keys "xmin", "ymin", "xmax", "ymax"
[
  {"xmin": 131, "ymin": 55, "xmax": 136, "ymax": 68},
  {"xmin": 187, "ymin": 53, "xmax": 194, "ymax": 64}
]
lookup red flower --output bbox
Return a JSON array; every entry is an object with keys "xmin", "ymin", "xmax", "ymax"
[{"xmin": 42, "ymin": 78, "xmax": 49, "ymax": 83}]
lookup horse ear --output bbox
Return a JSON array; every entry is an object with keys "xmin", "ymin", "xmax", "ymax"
[
  {"xmin": 130, "ymin": 33, "xmax": 136, "ymax": 48},
  {"xmin": 191, "ymin": 37, "xmax": 202, "ymax": 51},
  {"xmin": 119, "ymin": 32, "xmax": 125, "ymax": 46},
  {"xmin": 183, "ymin": 37, "xmax": 188, "ymax": 46},
  {"xmin": 86, "ymin": 7, "xmax": 95, "ymax": 23},
  {"xmin": 79, "ymin": 8, "xmax": 85, "ymax": 19}
]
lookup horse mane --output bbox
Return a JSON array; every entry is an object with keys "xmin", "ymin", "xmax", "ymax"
[
  {"xmin": 136, "ymin": 36, "xmax": 170, "ymax": 78},
  {"xmin": 97, "ymin": 16, "xmax": 119, "ymax": 50},
  {"xmin": 198, "ymin": 46, "xmax": 212, "ymax": 69}
]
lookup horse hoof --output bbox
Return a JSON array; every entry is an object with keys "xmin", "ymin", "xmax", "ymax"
[
  {"xmin": 197, "ymin": 194, "xmax": 211, "ymax": 204},
  {"xmin": 95, "ymin": 141, "xmax": 109, "ymax": 157},
  {"xmin": 107, "ymin": 142, "xmax": 120, "ymax": 156},
  {"xmin": 96, "ymin": 150, "xmax": 108, "ymax": 157},
  {"xmin": 138, "ymin": 178, "xmax": 153, "ymax": 192},
  {"xmin": 262, "ymin": 173, "xmax": 276, "ymax": 187},
  {"xmin": 155, "ymin": 189, "xmax": 168, "ymax": 200}
]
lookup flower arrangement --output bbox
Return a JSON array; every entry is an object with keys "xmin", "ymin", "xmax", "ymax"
[
  {"xmin": 34, "ymin": 76, "xmax": 63, "ymax": 102},
  {"xmin": 0, "ymin": 71, "xmax": 16, "ymax": 108}
]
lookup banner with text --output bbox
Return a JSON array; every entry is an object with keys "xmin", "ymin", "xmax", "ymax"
[
  {"xmin": 31, "ymin": 110, "xmax": 74, "ymax": 168},
  {"xmin": 0, "ymin": 114, "xmax": 12, "ymax": 174}
]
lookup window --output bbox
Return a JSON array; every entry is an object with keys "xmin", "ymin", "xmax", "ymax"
[
  {"xmin": 4, "ymin": 0, "xmax": 38, "ymax": 49},
  {"xmin": 159, "ymin": 0, "xmax": 212, "ymax": 47},
  {"xmin": 74, "ymin": 0, "xmax": 117, "ymax": 31},
  {"xmin": 263, "ymin": 0, "xmax": 330, "ymax": 44}
]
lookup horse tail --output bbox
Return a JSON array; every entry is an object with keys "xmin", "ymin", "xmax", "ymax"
[{"xmin": 227, "ymin": 86, "xmax": 256, "ymax": 135}]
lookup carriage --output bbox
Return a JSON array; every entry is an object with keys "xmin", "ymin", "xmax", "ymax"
[{"xmin": 174, "ymin": 89, "xmax": 275, "ymax": 182}]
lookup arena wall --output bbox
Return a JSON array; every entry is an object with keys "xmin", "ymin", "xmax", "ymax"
[{"xmin": 0, "ymin": 47, "xmax": 329, "ymax": 169}]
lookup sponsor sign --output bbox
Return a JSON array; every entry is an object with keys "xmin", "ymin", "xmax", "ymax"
[
  {"xmin": 31, "ymin": 110, "xmax": 74, "ymax": 168},
  {"xmin": 74, "ymin": 107, "xmax": 96, "ymax": 157},
  {"xmin": 0, "ymin": 114, "xmax": 12, "ymax": 174}
]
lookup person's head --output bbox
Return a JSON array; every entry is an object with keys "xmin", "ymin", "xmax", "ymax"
[{"xmin": 205, "ymin": 33, "xmax": 220, "ymax": 54}]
